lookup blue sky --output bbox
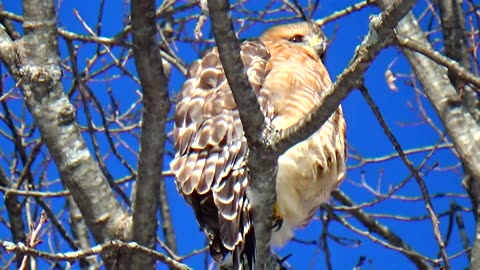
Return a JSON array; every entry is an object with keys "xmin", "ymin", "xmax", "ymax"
[{"xmin": 0, "ymin": 1, "xmax": 474, "ymax": 269}]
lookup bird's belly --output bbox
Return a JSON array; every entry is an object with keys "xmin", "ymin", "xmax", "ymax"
[{"xmin": 275, "ymin": 140, "xmax": 339, "ymax": 230}]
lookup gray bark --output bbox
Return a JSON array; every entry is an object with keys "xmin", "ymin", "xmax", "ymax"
[
  {"xmin": 0, "ymin": 0, "xmax": 130, "ymax": 267},
  {"xmin": 130, "ymin": 0, "xmax": 172, "ymax": 268}
]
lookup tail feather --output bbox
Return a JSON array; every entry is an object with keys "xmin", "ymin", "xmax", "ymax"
[{"xmin": 188, "ymin": 192, "xmax": 255, "ymax": 270}]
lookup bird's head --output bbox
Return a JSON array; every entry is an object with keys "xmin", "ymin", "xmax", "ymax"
[{"xmin": 260, "ymin": 21, "xmax": 328, "ymax": 59}]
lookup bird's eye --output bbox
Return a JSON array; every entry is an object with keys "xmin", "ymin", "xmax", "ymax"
[{"xmin": 288, "ymin": 35, "xmax": 304, "ymax": 43}]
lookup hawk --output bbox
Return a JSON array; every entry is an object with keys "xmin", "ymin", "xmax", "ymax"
[{"xmin": 171, "ymin": 21, "xmax": 346, "ymax": 269}]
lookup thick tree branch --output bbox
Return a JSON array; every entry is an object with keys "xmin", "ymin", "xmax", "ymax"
[
  {"xmin": 377, "ymin": 1, "xmax": 480, "ymax": 267},
  {"xmin": 0, "ymin": 0, "xmax": 129, "ymax": 267},
  {"xmin": 131, "ymin": 0, "xmax": 171, "ymax": 268},
  {"xmin": 437, "ymin": 1, "xmax": 480, "ymax": 267},
  {"xmin": 207, "ymin": 0, "xmax": 266, "ymax": 146},
  {"xmin": 437, "ymin": 0, "xmax": 479, "ymax": 121},
  {"xmin": 383, "ymin": 11, "xmax": 480, "ymax": 265}
]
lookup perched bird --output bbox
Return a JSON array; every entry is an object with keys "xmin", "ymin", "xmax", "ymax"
[{"xmin": 171, "ymin": 21, "xmax": 347, "ymax": 269}]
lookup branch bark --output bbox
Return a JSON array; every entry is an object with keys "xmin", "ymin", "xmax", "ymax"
[
  {"xmin": 0, "ymin": 168, "xmax": 26, "ymax": 268},
  {"xmin": 0, "ymin": 240, "xmax": 191, "ymax": 270},
  {"xmin": 0, "ymin": 0, "xmax": 129, "ymax": 267},
  {"xmin": 437, "ymin": 0, "xmax": 479, "ymax": 120},
  {"xmin": 437, "ymin": 1, "xmax": 478, "ymax": 266},
  {"xmin": 159, "ymin": 178, "xmax": 178, "ymax": 255},
  {"xmin": 67, "ymin": 196, "xmax": 98, "ymax": 269},
  {"xmin": 131, "ymin": 0, "xmax": 171, "ymax": 268},
  {"xmin": 207, "ymin": 0, "xmax": 266, "ymax": 147}
]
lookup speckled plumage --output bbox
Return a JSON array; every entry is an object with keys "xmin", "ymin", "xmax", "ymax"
[{"xmin": 171, "ymin": 21, "xmax": 346, "ymax": 269}]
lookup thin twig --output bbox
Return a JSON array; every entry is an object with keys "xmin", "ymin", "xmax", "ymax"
[
  {"xmin": 359, "ymin": 85, "xmax": 450, "ymax": 269},
  {"xmin": 317, "ymin": 0, "xmax": 373, "ymax": 26},
  {"xmin": 396, "ymin": 35, "xmax": 480, "ymax": 90}
]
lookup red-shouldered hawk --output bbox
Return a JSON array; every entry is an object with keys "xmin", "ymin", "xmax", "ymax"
[{"xmin": 171, "ymin": 21, "xmax": 346, "ymax": 269}]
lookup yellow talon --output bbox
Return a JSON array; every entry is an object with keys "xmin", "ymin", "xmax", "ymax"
[{"xmin": 272, "ymin": 203, "xmax": 283, "ymax": 231}]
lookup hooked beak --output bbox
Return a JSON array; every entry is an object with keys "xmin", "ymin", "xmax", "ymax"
[{"xmin": 308, "ymin": 36, "xmax": 327, "ymax": 57}]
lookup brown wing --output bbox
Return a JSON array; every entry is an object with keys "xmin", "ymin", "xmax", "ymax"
[{"xmin": 171, "ymin": 40, "xmax": 270, "ymax": 269}]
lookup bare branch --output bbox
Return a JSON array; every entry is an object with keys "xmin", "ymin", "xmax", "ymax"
[
  {"xmin": 130, "ymin": 0, "xmax": 172, "ymax": 268},
  {"xmin": 159, "ymin": 178, "xmax": 178, "ymax": 254},
  {"xmin": 0, "ymin": 0, "xmax": 130, "ymax": 267},
  {"xmin": 316, "ymin": 0, "xmax": 374, "ymax": 26},
  {"xmin": 360, "ymin": 85, "xmax": 450, "ymax": 269},
  {"xmin": 0, "ymin": 1, "xmax": 476, "ymax": 269},
  {"xmin": 376, "ymin": 0, "xmax": 480, "ymax": 204},
  {"xmin": 437, "ymin": 0, "xmax": 479, "ymax": 121},
  {"xmin": 0, "ymin": 240, "xmax": 191, "ymax": 270},
  {"xmin": 206, "ymin": 1, "xmax": 279, "ymax": 268},
  {"xmin": 332, "ymin": 190, "xmax": 433, "ymax": 270},
  {"xmin": 436, "ymin": 2, "xmax": 480, "ymax": 268},
  {"xmin": 0, "ymin": 167, "xmax": 26, "ymax": 267},
  {"xmin": 370, "ymin": 1, "xmax": 480, "ymax": 268},
  {"xmin": 395, "ymin": 35, "xmax": 480, "ymax": 90},
  {"xmin": 67, "ymin": 197, "xmax": 99, "ymax": 268},
  {"xmin": 207, "ymin": 0, "xmax": 266, "ymax": 146}
]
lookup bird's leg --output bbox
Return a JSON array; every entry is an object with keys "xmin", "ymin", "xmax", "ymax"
[
  {"xmin": 272, "ymin": 203, "xmax": 283, "ymax": 231},
  {"xmin": 275, "ymin": 252, "xmax": 292, "ymax": 270}
]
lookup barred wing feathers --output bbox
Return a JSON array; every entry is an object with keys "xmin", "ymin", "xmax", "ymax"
[{"xmin": 171, "ymin": 40, "xmax": 270, "ymax": 269}]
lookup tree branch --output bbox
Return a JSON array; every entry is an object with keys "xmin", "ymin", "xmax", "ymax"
[
  {"xmin": 377, "ymin": 11, "xmax": 480, "ymax": 266},
  {"xmin": 437, "ymin": 1, "xmax": 480, "ymax": 267},
  {"xmin": 437, "ymin": 0, "xmax": 479, "ymax": 121},
  {"xmin": 359, "ymin": 84, "xmax": 450, "ymax": 269},
  {"xmin": 159, "ymin": 178, "xmax": 178, "ymax": 255},
  {"xmin": 316, "ymin": 0, "xmax": 373, "ymax": 26},
  {"xmin": 0, "ymin": 167, "xmax": 26, "ymax": 268},
  {"xmin": 377, "ymin": 0, "xmax": 480, "ymax": 267},
  {"xmin": 332, "ymin": 190, "xmax": 433, "ymax": 270},
  {"xmin": 207, "ymin": 0, "xmax": 266, "ymax": 147},
  {"xmin": 0, "ymin": 240, "xmax": 190, "ymax": 270},
  {"xmin": 395, "ymin": 35, "xmax": 480, "ymax": 90},
  {"xmin": 207, "ymin": 1, "xmax": 283, "ymax": 268},
  {"xmin": 131, "ymin": 0, "xmax": 172, "ymax": 268},
  {"xmin": 67, "ymin": 197, "xmax": 98, "ymax": 268},
  {"xmin": 0, "ymin": 0, "xmax": 129, "ymax": 267}
]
